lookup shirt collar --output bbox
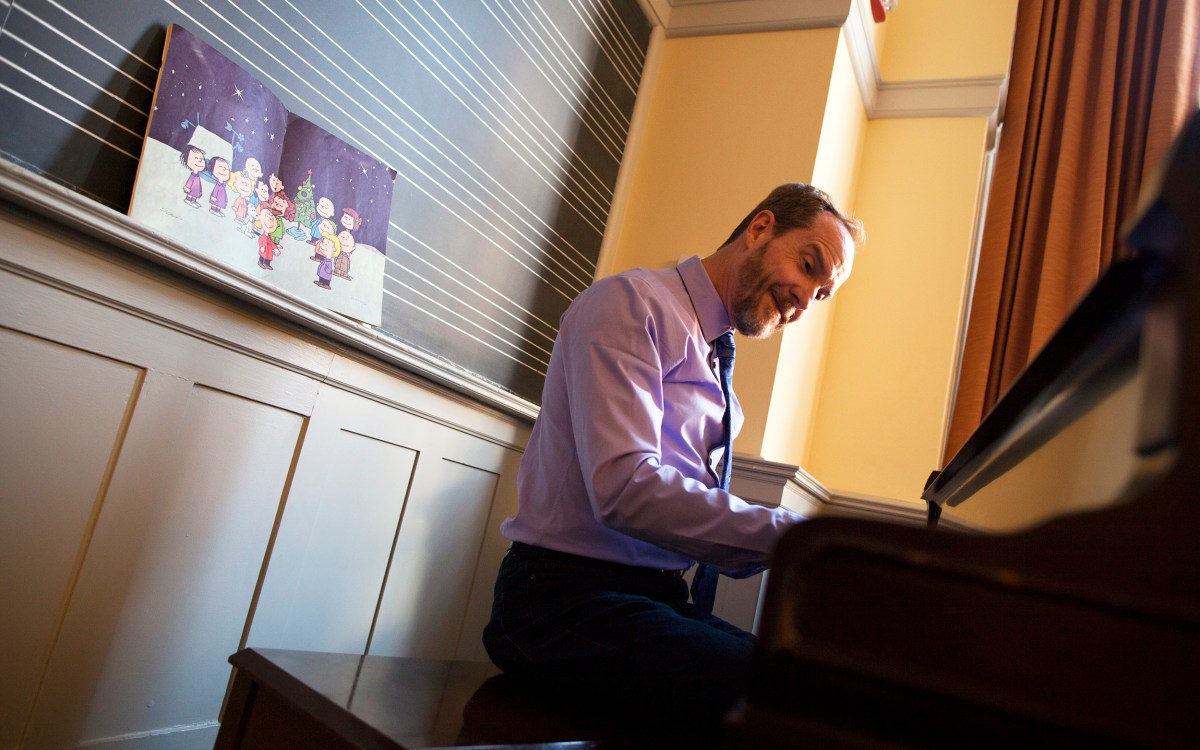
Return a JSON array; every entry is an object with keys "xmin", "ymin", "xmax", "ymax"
[{"xmin": 676, "ymin": 255, "xmax": 733, "ymax": 343}]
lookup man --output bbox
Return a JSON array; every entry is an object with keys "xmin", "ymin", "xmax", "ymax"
[{"xmin": 483, "ymin": 183, "xmax": 861, "ymax": 739}]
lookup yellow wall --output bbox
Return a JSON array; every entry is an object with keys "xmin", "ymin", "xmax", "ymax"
[
  {"xmin": 880, "ymin": 0, "xmax": 1019, "ymax": 80},
  {"xmin": 804, "ymin": 117, "xmax": 990, "ymax": 502},
  {"xmin": 608, "ymin": 27, "xmax": 843, "ymax": 458},
  {"xmin": 762, "ymin": 30, "xmax": 868, "ymax": 467}
]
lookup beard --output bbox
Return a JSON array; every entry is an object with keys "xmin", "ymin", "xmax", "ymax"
[{"xmin": 731, "ymin": 246, "xmax": 785, "ymax": 338}]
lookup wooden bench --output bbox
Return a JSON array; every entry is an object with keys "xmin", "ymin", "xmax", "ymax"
[{"xmin": 213, "ymin": 648, "xmax": 669, "ymax": 749}]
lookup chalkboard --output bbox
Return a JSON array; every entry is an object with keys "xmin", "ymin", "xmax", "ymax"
[{"xmin": 0, "ymin": 0, "xmax": 651, "ymax": 405}]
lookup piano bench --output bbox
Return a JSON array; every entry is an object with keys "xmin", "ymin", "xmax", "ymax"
[{"xmin": 214, "ymin": 647, "xmax": 677, "ymax": 749}]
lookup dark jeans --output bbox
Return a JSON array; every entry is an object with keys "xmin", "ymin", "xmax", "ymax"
[{"xmin": 482, "ymin": 542, "xmax": 755, "ymax": 741}]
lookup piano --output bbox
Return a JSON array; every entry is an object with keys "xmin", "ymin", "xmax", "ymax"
[{"xmin": 726, "ymin": 111, "xmax": 1200, "ymax": 749}]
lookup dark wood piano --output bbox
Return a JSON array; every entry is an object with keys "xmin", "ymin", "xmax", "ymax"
[{"xmin": 726, "ymin": 112, "xmax": 1200, "ymax": 750}]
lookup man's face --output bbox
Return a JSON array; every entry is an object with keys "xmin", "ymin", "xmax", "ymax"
[{"xmin": 730, "ymin": 211, "xmax": 854, "ymax": 338}]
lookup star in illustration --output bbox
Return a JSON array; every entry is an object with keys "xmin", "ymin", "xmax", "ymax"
[
  {"xmin": 269, "ymin": 133, "xmax": 276, "ymax": 141},
  {"xmin": 233, "ymin": 85, "xmax": 244, "ymax": 101},
  {"xmin": 361, "ymin": 166, "xmax": 368, "ymax": 176}
]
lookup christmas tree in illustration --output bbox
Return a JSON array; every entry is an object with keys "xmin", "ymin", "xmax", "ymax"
[{"xmin": 291, "ymin": 169, "xmax": 316, "ymax": 240}]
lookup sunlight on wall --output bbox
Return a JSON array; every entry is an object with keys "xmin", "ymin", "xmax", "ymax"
[
  {"xmin": 805, "ymin": 117, "xmax": 990, "ymax": 503},
  {"xmin": 761, "ymin": 29, "xmax": 868, "ymax": 467}
]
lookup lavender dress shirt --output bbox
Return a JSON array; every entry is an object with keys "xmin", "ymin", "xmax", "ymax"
[{"xmin": 501, "ymin": 256, "xmax": 804, "ymax": 572}]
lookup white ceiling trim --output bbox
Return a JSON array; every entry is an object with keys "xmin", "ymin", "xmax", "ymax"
[{"xmin": 638, "ymin": 0, "xmax": 852, "ymax": 38}]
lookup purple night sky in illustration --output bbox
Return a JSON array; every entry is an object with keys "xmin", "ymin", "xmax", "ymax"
[{"xmin": 148, "ymin": 25, "xmax": 395, "ymax": 249}]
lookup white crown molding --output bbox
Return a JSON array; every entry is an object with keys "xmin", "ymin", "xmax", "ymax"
[
  {"xmin": 843, "ymin": 0, "xmax": 882, "ymax": 113},
  {"xmin": 638, "ymin": 0, "xmax": 852, "ymax": 37},
  {"xmin": 636, "ymin": 0, "xmax": 1006, "ymax": 140}
]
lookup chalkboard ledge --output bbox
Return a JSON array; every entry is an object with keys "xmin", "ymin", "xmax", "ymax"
[{"xmin": 0, "ymin": 159, "xmax": 540, "ymax": 422}]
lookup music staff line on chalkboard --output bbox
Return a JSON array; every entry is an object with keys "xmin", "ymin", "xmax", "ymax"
[
  {"xmin": 165, "ymin": 0, "xmax": 608, "ymax": 296},
  {"xmin": 342, "ymin": 0, "xmax": 615, "ymax": 239},
  {"xmin": 494, "ymin": 0, "xmax": 643, "ymax": 129},
  {"xmin": 389, "ymin": 229, "xmax": 561, "ymax": 341},
  {"xmin": 0, "ymin": 1, "xmax": 152, "ymax": 163},
  {"xmin": 386, "ymin": 229, "xmax": 564, "ymax": 367},
  {"xmin": 0, "ymin": 57, "xmax": 144, "ymax": 143},
  {"xmin": 0, "ymin": 0, "xmax": 627, "ymax": 298},
  {"xmin": 261, "ymin": 0, "xmax": 624, "ymax": 240},
  {"xmin": 2, "ymin": 23, "xmax": 149, "ymax": 118},
  {"xmin": 568, "ymin": 0, "xmax": 646, "ymax": 90},
  {"xmin": 5, "ymin": 0, "xmax": 157, "ymax": 95},
  {"xmin": 377, "ymin": 0, "xmax": 627, "ymax": 208},
  {"xmin": 483, "ymin": 0, "xmax": 630, "ymax": 163},
  {"xmin": 382, "ymin": 282, "xmax": 552, "ymax": 379}
]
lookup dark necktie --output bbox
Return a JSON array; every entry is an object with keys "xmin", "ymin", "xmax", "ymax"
[{"xmin": 690, "ymin": 331, "xmax": 735, "ymax": 616}]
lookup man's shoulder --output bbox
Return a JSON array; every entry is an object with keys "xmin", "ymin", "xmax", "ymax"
[
  {"xmin": 564, "ymin": 266, "xmax": 696, "ymax": 345},
  {"xmin": 581, "ymin": 266, "xmax": 685, "ymax": 308}
]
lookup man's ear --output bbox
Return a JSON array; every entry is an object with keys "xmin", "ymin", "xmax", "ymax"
[{"xmin": 745, "ymin": 210, "xmax": 776, "ymax": 249}]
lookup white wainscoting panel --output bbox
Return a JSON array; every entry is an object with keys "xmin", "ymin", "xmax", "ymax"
[
  {"xmin": 72, "ymin": 385, "xmax": 303, "ymax": 746},
  {"xmin": 246, "ymin": 385, "xmax": 421, "ymax": 655},
  {"xmin": 370, "ymin": 457, "xmax": 499, "ymax": 659},
  {"xmin": 1, "ymin": 202, "xmax": 532, "ymax": 749},
  {"xmin": 0, "ymin": 330, "xmax": 142, "ymax": 750}
]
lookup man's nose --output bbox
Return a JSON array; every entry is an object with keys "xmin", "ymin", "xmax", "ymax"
[{"xmin": 796, "ymin": 284, "xmax": 818, "ymax": 309}]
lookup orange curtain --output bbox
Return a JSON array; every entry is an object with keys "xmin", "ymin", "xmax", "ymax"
[{"xmin": 944, "ymin": 0, "xmax": 1200, "ymax": 462}]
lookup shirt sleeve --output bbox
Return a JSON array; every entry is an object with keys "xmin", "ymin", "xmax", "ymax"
[{"xmin": 561, "ymin": 276, "xmax": 803, "ymax": 570}]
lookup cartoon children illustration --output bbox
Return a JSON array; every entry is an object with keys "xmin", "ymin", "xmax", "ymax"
[
  {"xmin": 334, "ymin": 229, "xmax": 355, "ymax": 280},
  {"xmin": 208, "ymin": 157, "xmax": 231, "ymax": 217},
  {"xmin": 309, "ymin": 196, "xmax": 336, "ymax": 247},
  {"xmin": 267, "ymin": 193, "xmax": 290, "ymax": 248},
  {"xmin": 339, "ymin": 207, "xmax": 362, "ymax": 237},
  {"xmin": 313, "ymin": 231, "xmax": 340, "ymax": 290},
  {"xmin": 254, "ymin": 207, "xmax": 280, "ymax": 269},
  {"xmin": 268, "ymin": 174, "xmax": 296, "ymax": 223},
  {"xmin": 230, "ymin": 171, "xmax": 254, "ymax": 225},
  {"xmin": 181, "ymin": 145, "xmax": 206, "ymax": 207},
  {"xmin": 250, "ymin": 180, "xmax": 269, "ymax": 214},
  {"xmin": 242, "ymin": 157, "xmax": 263, "ymax": 187}
]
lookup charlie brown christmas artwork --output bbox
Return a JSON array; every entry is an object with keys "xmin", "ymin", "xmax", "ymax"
[{"xmin": 129, "ymin": 24, "xmax": 396, "ymax": 326}]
